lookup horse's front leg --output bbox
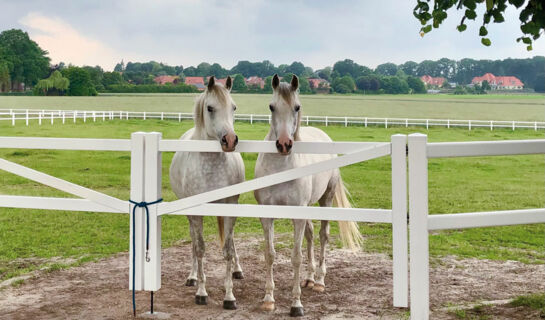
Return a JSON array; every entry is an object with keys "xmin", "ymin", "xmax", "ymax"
[
  {"xmin": 290, "ymin": 219, "xmax": 306, "ymax": 317},
  {"xmin": 301, "ymin": 219, "xmax": 316, "ymax": 288},
  {"xmin": 188, "ymin": 216, "xmax": 208, "ymax": 305},
  {"xmin": 185, "ymin": 217, "xmax": 198, "ymax": 287},
  {"xmin": 260, "ymin": 217, "xmax": 276, "ymax": 312},
  {"xmin": 222, "ymin": 216, "xmax": 238, "ymax": 309},
  {"xmin": 232, "ymin": 238, "xmax": 244, "ymax": 280}
]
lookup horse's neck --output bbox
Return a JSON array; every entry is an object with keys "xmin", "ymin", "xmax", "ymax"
[{"xmin": 191, "ymin": 127, "xmax": 226, "ymax": 159}]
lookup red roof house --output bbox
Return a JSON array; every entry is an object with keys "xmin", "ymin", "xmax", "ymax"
[
  {"xmin": 420, "ymin": 75, "xmax": 446, "ymax": 87},
  {"xmin": 308, "ymin": 78, "xmax": 330, "ymax": 93},
  {"xmin": 245, "ymin": 76, "xmax": 264, "ymax": 89},
  {"xmin": 471, "ymin": 73, "xmax": 523, "ymax": 90},
  {"xmin": 184, "ymin": 77, "xmax": 205, "ymax": 90},
  {"xmin": 154, "ymin": 75, "xmax": 179, "ymax": 85}
]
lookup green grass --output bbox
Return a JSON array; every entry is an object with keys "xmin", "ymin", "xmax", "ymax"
[
  {"xmin": 510, "ymin": 293, "xmax": 545, "ymax": 310},
  {"xmin": 0, "ymin": 120, "xmax": 543, "ymax": 281},
  {"xmin": 0, "ymin": 93, "xmax": 543, "ymax": 121}
]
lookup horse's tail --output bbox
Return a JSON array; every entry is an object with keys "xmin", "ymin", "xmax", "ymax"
[
  {"xmin": 334, "ymin": 178, "xmax": 363, "ymax": 250},
  {"xmin": 217, "ymin": 217, "xmax": 225, "ymax": 247}
]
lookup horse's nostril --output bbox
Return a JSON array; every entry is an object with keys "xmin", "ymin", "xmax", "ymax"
[
  {"xmin": 234, "ymin": 135, "xmax": 239, "ymax": 145},
  {"xmin": 285, "ymin": 143, "xmax": 292, "ymax": 151},
  {"xmin": 221, "ymin": 135, "xmax": 227, "ymax": 144},
  {"xmin": 276, "ymin": 140, "xmax": 282, "ymax": 151}
]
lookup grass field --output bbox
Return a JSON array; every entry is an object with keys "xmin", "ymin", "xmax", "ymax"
[
  {"xmin": 0, "ymin": 93, "xmax": 544, "ymax": 121},
  {"xmin": 0, "ymin": 119, "xmax": 543, "ymax": 282}
]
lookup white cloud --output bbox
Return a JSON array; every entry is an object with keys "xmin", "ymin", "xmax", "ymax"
[{"xmin": 18, "ymin": 12, "xmax": 137, "ymax": 70}]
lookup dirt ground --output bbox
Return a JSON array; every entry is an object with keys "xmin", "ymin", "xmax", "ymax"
[{"xmin": 0, "ymin": 235, "xmax": 543, "ymax": 320}]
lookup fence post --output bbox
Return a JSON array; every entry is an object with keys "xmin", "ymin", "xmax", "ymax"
[
  {"xmin": 62, "ymin": 112, "xmax": 65, "ymax": 124},
  {"xmin": 512, "ymin": 121, "xmax": 515, "ymax": 131},
  {"xmin": 11, "ymin": 112, "xmax": 15, "ymax": 126},
  {"xmin": 127, "ymin": 112, "xmax": 129, "ymax": 120},
  {"xmin": 93, "ymin": 111, "xmax": 96, "ymax": 122},
  {"xmin": 102, "ymin": 111, "xmax": 105, "ymax": 121},
  {"xmin": 385, "ymin": 118, "xmax": 388, "ymax": 129},
  {"xmin": 468, "ymin": 120, "xmax": 471, "ymax": 131},
  {"xmin": 129, "ymin": 132, "xmax": 146, "ymax": 291},
  {"xmin": 391, "ymin": 134, "xmax": 408, "ymax": 307},
  {"xmin": 490, "ymin": 120, "xmax": 493, "ymax": 131},
  {"xmin": 84, "ymin": 111, "xmax": 87, "ymax": 123},
  {"xmin": 250, "ymin": 114, "xmax": 253, "ymax": 124},
  {"xmin": 365, "ymin": 117, "xmax": 367, "ymax": 127},
  {"xmin": 426, "ymin": 119, "xmax": 429, "ymax": 130},
  {"xmin": 344, "ymin": 117, "xmax": 348, "ymax": 127},
  {"xmin": 38, "ymin": 112, "xmax": 42, "ymax": 125},
  {"xmin": 406, "ymin": 119, "xmax": 408, "ymax": 128},
  {"xmin": 408, "ymin": 133, "xmax": 429, "ymax": 320},
  {"xmin": 325, "ymin": 116, "xmax": 328, "ymax": 127},
  {"xmin": 161, "ymin": 112, "xmax": 164, "ymax": 121},
  {"xmin": 143, "ymin": 132, "xmax": 162, "ymax": 291},
  {"xmin": 74, "ymin": 111, "xmax": 77, "ymax": 123},
  {"xmin": 26, "ymin": 110, "xmax": 29, "ymax": 126},
  {"xmin": 447, "ymin": 119, "xmax": 450, "ymax": 129},
  {"xmin": 535, "ymin": 122, "xmax": 537, "ymax": 131},
  {"xmin": 306, "ymin": 116, "xmax": 309, "ymax": 126},
  {"xmin": 51, "ymin": 112, "xmax": 54, "ymax": 125},
  {"xmin": 143, "ymin": 112, "xmax": 146, "ymax": 121}
]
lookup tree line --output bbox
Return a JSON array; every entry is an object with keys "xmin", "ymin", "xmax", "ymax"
[{"xmin": 1, "ymin": 28, "xmax": 544, "ymax": 96}]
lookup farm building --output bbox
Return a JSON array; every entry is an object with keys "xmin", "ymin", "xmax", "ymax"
[
  {"xmin": 308, "ymin": 78, "xmax": 330, "ymax": 93},
  {"xmin": 420, "ymin": 75, "xmax": 446, "ymax": 88},
  {"xmin": 153, "ymin": 75, "xmax": 180, "ymax": 85},
  {"xmin": 471, "ymin": 73, "xmax": 524, "ymax": 90},
  {"xmin": 245, "ymin": 76, "xmax": 265, "ymax": 89},
  {"xmin": 184, "ymin": 76, "xmax": 206, "ymax": 90}
]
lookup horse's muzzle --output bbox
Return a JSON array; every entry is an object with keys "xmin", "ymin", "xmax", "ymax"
[
  {"xmin": 276, "ymin": 138, "xmax": 293, "ymax": 156},
  {"xmin": 221, "ymin": 134, "xmax": 238, "ymax": 152}
]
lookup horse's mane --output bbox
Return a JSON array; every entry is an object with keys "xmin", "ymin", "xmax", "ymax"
[{"xmin": 276, "ymin": 82, "xmax": 302, "ymax": 141}]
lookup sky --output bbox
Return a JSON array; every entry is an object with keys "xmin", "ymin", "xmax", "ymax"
[{"xmin": 1, "ymin": 0, "xmax": 543, "ymax": 71}]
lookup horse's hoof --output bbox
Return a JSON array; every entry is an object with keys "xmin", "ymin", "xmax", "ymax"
[
  {"xmin": 260, "ymin": 301, "xmax": 275, "ymax": 312},
  {"xmin": 195, "ymin": 295, "xmax": 208, "ymax": 305},
  {"xmin": 232, "ymin": 271, "xmax": 244, "ymax": 280},
  {"xmin": 290, "ymin": 306, "xmax": 304, "ymax": 317},
  {"xmin": 223, "ymin": 300, "xmax": 237, "ymax": 310},
  {"xmin": 185, "ymin": 279, "xmax": 197, "ymax": 287},
  {"xmin": 313, "ymin": 283, "xmax": 325, "ymax": 293},
  {"xmin": 301, "ymin": 279, "xmax": 314, "ymax": 288}
]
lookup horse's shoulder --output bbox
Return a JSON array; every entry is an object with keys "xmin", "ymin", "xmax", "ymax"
[{"xmin": 298, "ymin": 126, "xmax": 332, "ymax": 142}]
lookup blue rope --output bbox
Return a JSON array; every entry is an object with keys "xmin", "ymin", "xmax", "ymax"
[{"xmin": 129, "ymin": 198, "xmax": 163, "ymax": 317}]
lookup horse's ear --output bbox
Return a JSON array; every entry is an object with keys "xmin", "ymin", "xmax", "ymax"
[
  {"xmin": 207, "ymin": 76, "xmax": 215, "ymax": 90},
  {"xmin": 225, "ymin": 76, "xmax": 232, "ymax": 91},
  {"xmin": 272, "ymin": 74, "xmax": 280, "ymax": 90},
  {"xmin": 290, "ymin": 75, "xmax": 299, "ymax": 91}
]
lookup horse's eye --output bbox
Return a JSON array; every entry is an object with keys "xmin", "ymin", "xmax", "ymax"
[
  {"xmin": 233, "ymin": 105, "xmax": 237, "ymax": 111},
  {"xmin": 294, "ymin": 105, "xmax": 301, "ymax": 112},
  {"xmin": 269, "ymin": 105, "xmax": 274, "ymax": 112},
  {"xmin": 207, "ymin": 105, "xmax": 213, "ymax": 112}
]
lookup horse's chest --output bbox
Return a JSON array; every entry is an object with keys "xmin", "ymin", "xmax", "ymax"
[{"xmin": 180, "ymin": 153, "xmax": 243, "ymax": 196}]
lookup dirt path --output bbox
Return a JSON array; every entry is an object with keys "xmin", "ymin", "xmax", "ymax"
[{"xmin": 0, "ymin": 236, "xmax": 543, "ymax": 319}]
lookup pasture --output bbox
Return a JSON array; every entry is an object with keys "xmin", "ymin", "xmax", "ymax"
[
  {"xmin": 0, "ymin": 119, "xmax": 543, "ymax": 285},
  {"xmin": 0, "ymin": 93, "xmax": 544, "ymax": 121}
]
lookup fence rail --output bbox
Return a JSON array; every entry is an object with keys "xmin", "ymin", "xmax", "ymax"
[{"xmin": 0, "ymin": 109, "xmax": 543, "ymax": 131}]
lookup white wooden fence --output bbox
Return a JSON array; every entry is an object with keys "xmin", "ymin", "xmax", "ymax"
[
  {"xmin": 0, "ymin": 133, "xmax": 409, "ymax": 313},
  {"xmin": 0, "ymin": 132, "xmax": 543, "ymax": 318},
  {"xmin": 407, "ymin": 134, "xmax": 545, "ymax": 320},
  {"xmin": 0, "ymin": 108, "xmax": 543, "ymax": 131}
]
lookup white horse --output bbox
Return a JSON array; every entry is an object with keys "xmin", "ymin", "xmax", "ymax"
[
  {"xmin": 169, "ymin": 76, "xmax": 245, "ymax": 310},
  {"xmin": 254, "ymin": 75, "xmax": 363, "ymax": 317}
]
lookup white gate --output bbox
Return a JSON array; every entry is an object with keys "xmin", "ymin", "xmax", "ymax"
[{"xmin": 407, "ymin": 134, "xmax": 545, "ymax": 320}]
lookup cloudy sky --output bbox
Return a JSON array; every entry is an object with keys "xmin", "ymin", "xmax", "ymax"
[{"xmin": 1, "ymin": 0, "xmax": 543, "ymax": 71}]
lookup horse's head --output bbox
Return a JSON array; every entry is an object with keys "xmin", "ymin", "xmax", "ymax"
[
  {"xmin": 268, "ymin": 74, "xmax": 301, "ymax": 155},
  {"xmin": 194, "ymin": 76, "xmax": 238, "ymax": 152}
]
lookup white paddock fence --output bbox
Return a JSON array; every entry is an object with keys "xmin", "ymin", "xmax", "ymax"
[
  {"xmin": 0, "ymin": 133, "xmax": 543, "ymax": 318},
  {"xmin": 0, "ymin": 108, "xmax": 543, "ymax": 131},
  {"xmin": 0, "ymin": 133, "xmax": 409, "ymax": 314},
  {"xmin": 407, "ymin": 135, "xmax": 545, "ymax": 319}
]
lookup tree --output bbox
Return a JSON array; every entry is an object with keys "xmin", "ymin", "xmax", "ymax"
[
  {"xmin": 333, "ymin": 59, "xmax": 370, "ymax": 79},
  {"xmin": 375, "ymin": 63, "xmax": 398, "ymax": 76},
  {"xmin": 380, "ymin": 76, "xmax": 410, "ymax": 94},
  {"xmin": 317, "ymin": 67, "xmax": 332, "ymax": 81},
  {"xmin": 62, "ymin": 66, "xmax": 96, "ymax": 96},
  {"xmin": 400, "ymin": 61, "xmax": 419, "ymax": 76},
  {"xmin": 82, "ymin": 65, "xmax": 104, "ymax": 91},
  {"xmin": 332, "ymin": 75, "xmax": 356, "ymax": 93},
  {"xmin": 263, "ymin": 75, "xmax": 273, "ymax": 93},
  {"xmin": 33, "ymin": 70, "xmax": 69, "ymax": 96},
  {"xmin": 286, "ymin": 62, "xmax": 306, "ymax": 76},
  {"xmin": 481, "ymin": 80, "xmax": 491, "ymax": 91},
  {"xmin": 407, "ymin": 76, "xmax": 427, "ymax": 93},
  {"xmin": 298, "ymin": 77, "xmax": 311, "ymax": 93},
  {"xmin": 0, "ymin": 60, "xmax": 10, "ymax": 92},
  {"xmin": 102, "ymin": 71, "xmax": 124, "ymax": 87},
  {"xmin": 356, "ymin": 76, "xmax": 371, "ymax": 91},
  {"xmin": 232, "ymin": 74, "xmax": 247, "ymax": 92},
  {"xmin": 414, "ymin": 0, "xmax": 544, "ymax": 50},
  {"xmin": 0, "ymin": 29, "xmax": 50, "ymax": 90}
]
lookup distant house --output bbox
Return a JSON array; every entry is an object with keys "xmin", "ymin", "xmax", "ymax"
[
  {"xmin": 471, "ymin": 73, "xmax": 523, "ymax": 90},
  {"xmin": 245, "ymin": 76, "xmax": 264, "ymax": 89},
  {"xmin": 184, "ymin": 77, "xmax": 205, "ymax": 91},
  {"xmin": 154, "ymin": 75, "xmax": 179, "ymax": 85},
  {"xmin": 308, "ymin": 78, "xmax": 330, "ymax": 93},
  {"xmin": 420, "ymin": 75, "xmax": 446, "ymax": 88},
  {"xmin": 207, "ymin": 76, "xmax": 227, "ymax": 87}
]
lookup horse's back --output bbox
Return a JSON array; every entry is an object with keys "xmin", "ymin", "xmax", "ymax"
[{"xmin": 298, "ymin": 126, "xmax": 333, "ymax": 143}]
